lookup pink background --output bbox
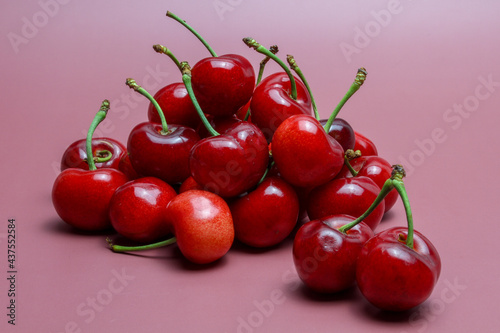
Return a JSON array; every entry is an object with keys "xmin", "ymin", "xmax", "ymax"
[{"xmin": 1, "ymin": 1, "xmax": 499, "ymax": 332}]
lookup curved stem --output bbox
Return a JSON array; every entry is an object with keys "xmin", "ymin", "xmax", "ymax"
[
  {"xmin": 323, "ymin": 68, "xmax": 367, "ymax": 132},
  {"xmin": 390, "ymin": 164, "xmax": 414, "ymax": 249},
  {"xmin": 257, "ymin": 45, "xmax": 279, "ymax": 85},
  {"xmin": 243, "ymin": 38, "xmax": 297, "ymax": 100},
  {"xmin": 181, "ymin": 62, "xmax": 220, "ymax": 136},
  {"xmin": 338, "ymin": 178, "xmax": 394, "ymax": 233},
  {"xmin": 166, "ymin": 11, "xmax": 217, "ymax": 57},
  {"xmin": 153, "ymin": 44, "xmax": 182, "ymax": 72},
  {"xmin": 343, "ymin": 149, "xmax": 362, "ymax": 177},
  {"xmin": 344, "ymin": 156, "xmax": 358, "ymax": 177},
  {"xmin": 126, "ymin": 78, "xmax": 170, "ymax": 135},
  {"xmin": 86, "ymin": 100, "xmax": 110, "ymax": 171},
  {"xmin": 287, "ymin": 55, "xmax": 319, "ymax": 120},
  {"xmin": 94, "ymin": 150, "xmax": 113, "ymax": 163},
  {"xmin": 107, "ymin": 237, "xmax": 177, "ymax": 253}
]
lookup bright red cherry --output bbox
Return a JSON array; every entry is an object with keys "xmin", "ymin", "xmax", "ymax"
[
  {"xmin": 354, "ymin": 131, "xmax": 378, "ymax": 156},
  {"xmin": 230, "ymin": 176, "xmax": 299, "ymax": 248},
  {"xmin": 60, "ymin": 137, "xmax": 127, "ymax": 171},
  {"xmin": 109, "ymin": 177, "xmax": 177, "ymax": 243},
  {"xmin": 272, "ymin": 114, "xmax": 344, "ymax": 188},
  {"xmin": 293, "ymin": 215, "xmax": 374, "ymax": 293},
  {"xmin": 307, "ymin": 176, "xmax": 385, "ymax": 230}
]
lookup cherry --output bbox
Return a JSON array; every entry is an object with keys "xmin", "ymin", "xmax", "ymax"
[
  {"xmin": 354, "ymin": 131, "xmax": 378, "ymax": 156},
  {"xmin": 272, "ymin": 114, "xmax": 344, "ymax": 188},
  {"xmin": 197, "ymin": 115, "xmax": 242, "ymax": 139},
  {"xmin": 179, "ymin": 176, "xmax": 204, "ymax": 193},
  {"xmin": 52, "ymin": 100, "xmax": 128, "ymax": 231},
  {"xmin": 337, "ymin": 151, "xmax": 398, "ymax": 213},
  {"xmin": 189, "ymin": 121, "xmax": 269, "ymax": 197},
  {"xmin": 230, "ymin": 176, "xmax": 299, "ymax": 248},
  {"xmin": 126, "ymin": 78, "xmax": 200, "ymax": 185},
  {"xmin": 117, "ymin": 153, "xmax": 141, "ymax": 180},
  {"xmin": 109, "ymin": 177, "xmax": 177, "ymax": 243},
  {"xmin": 60, "ymin": 137, "xmax": 127, "ymax": 171},
  {"xmin": 319, "ymin": 118, "xmax": 355, "ymax": 152},
  {"xmin": 293, "ymin": 214, "xmax": 374, "ymax": 293},
  {"xmin": 147, "ymin": 82, "xmax": 200, "ymax": 129},
  {"xmin": 356, "ymin": 165, "xmax": 441, "ymax": 311},
  {"xmin": 109, "ymin": 190, "xmax": 234, "ymax": 265},
  {"xmin": 307, "ymin": 176, "xmax": 385, "ymax": 230}
]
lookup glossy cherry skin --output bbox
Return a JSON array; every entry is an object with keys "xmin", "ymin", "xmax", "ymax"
[
  {"xmin": 319, "ymin": 118, "xmax": 355, "ymax": 152},
  {"xmin": 293, "ymin": 215, "xmax": 374, "ymax": 293},
  {"xmin": 52, "ymin": 168, "xmax": 128, "ymax": 231},
  {"xmin": 307, "ymin": 177, "xmax": 385, "ymax": 230},
  {"xmin": 117, "ymin": 154, "xmax": 141, "ymax": 180},
  {"xmin": 230, "ymin": 176, "xmax": 299, "ymax": 248},
  {"xmin": 127, "ymin": 123, "xmax": 200, "ymax": 185},
  {"xmin": 250, "ymin": 72, "xmax": 313, "ymax": 141},
  {"xmin": 354, "ymin": 131, "xmax": 378, "ymax": 156},
  {"xmin": 189, "ymin": 121, "xmax": 269, "ymax": 198},
  {"xmin": 148, "ymin": 82, "xmax": 200, "ymax": 129},
  {"xmin": 109, "ymin": 177, "xmax": 177, "ymax": 243},
  {"xmin": 356, "ymin": 227, "xmax": 441, "ymax": 311},
  {"xmin": 167, "ymin": 190, "xmax": 234, "ymax": 264},
  {"xmin": 191, "ymin": 54, "xmax": 255, "ymax": 117},
  {"xmin": 272, "ymin": 114, "xmax": 344, "ymax": 188},
  {"xmin": 179, "ymin": 176, "xmax": 204, "ymax": 193},
  {"xmin": 336, "ymin": 156, "xmax": 398, "ymax": 213},
  {"xmin": 60, "ymin": 138, "xmax": 127, "ymax": 171}
]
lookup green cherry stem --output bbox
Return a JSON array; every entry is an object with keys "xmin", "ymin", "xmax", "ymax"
[
  {"xmin": 338, "ymin": 164, "xmax": 414, "ymax": 249},
  {"xmin": 166, "ymin": 11, "xmax": 217, "ymax": 57},
  {"xmin": 287, "ymin": 54, "xmax": 319, "ymax": 121},
  {"xmin": 94, "ymin": 150, "xmax": 113, "ymax": 163},
  {"xmin": 256, "ymin": 45, "xmax": 279, "ymax": 85},
  {"xmin": 181, "ymin": 62, "xmax": 220, "ymax": 136},
  {"xmin": 323, "ymin": 68, "xmax": 367, "ymax": 132},
  {"xmin": 243, "ymin": 38, "xmax": 297, "ymax": 100},
  {"xmin": 107, "ymin": 237, "xmax": 177, "ymax": 253},
  {"xmin": 126, "ymin": 78, "xmax": 170, "ymax": 135},
  {"xmin": 153, "ymin": 44, "xmax": 182, "ymax": 72},
  {"xmin": 86, "ymin": 100, "xmax": 110, "ymax": 171},
  {"xmin": 343, "ymin": 149, "xmax": 362, "ymax": 177}
]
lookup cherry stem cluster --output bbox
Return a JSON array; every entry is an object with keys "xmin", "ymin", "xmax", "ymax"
[
  {"xmin": 86, "ymin": 100, "xmax": 110, "ymax": 171},
  {"xmin": 153, "ymin": 44, "xmax": 182, "ymax": 71},
  {"xmin": 126, "ymin": 78, "xmax": 170, "ymax": 135},
  {"xmin": 287, "ymin": 55, "xmax": 320, "ymax": 121},
  {"xmin": 243, "ymin": 38, "xmax": 297, "ymax": 100},
  {"xmin": 323, "ymin": 68, "xmax": 367, "ymax": 132},
  {"xmin": 181, "ymin": 62, "xmax": 220, "ymax": 137},
  {"xmin": 166, "ymin": 11, "xmax": 217, "ymax": 57},
  {"xmin": 338, "ymin": 164, "xmax": 414, "ymax": 249},
  {"xmin": 107, "ymin": 237, "xmax": 178, "ymax": 253}
]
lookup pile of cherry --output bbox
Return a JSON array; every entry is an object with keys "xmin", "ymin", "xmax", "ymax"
[{"xmin": 52, "ymin": 11, "xmax": 440, "ymax": 312}]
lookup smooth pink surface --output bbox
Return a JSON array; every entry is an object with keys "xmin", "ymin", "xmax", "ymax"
[{"xmin": 1, "ymin": 1, "xmax": 499, "ymax": 332}]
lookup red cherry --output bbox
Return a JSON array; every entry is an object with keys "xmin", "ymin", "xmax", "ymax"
[
  {"xmin": 293, "ymin": 215, "xmax": 374, "ymax": 293},
  {"xmin": 250, "ymin": 72, "xmax": 312, "ymax": 141},
  {"xmin": 337, "ymin": 155, "xmax": 398, "ymax": 213},
  {"xmin": 167, "ymin": 190, "xmax": 234, "ymax": 264},
  {"xmin": 319, "ymin": 118, "xmax": 355, "ymax": 152},
  {"xmin": 148, "ymin": 82, "xmax": 200, "ymax": 129},
  {"xmin": 179, "ymin": 176, "xmax": 204, "ymax": 193},
  {"xmin": 127, "ymin": 123, "xmax": 200, "ymax": 184},
  {"xmin": 191, "ymin": 54, "xmax": 255, "ymax": 117},
  {"xmin": 356, "ymin": 227, "xmax": 441, "ymax": 311},
  {"xmin": 197, "ymin": 115, "xmax": 242, "ymax": 139},
  {"xmin": 189, "ymin": 121, "xmax": 269, "ymax": 197},
  {"xmin": 272, "ymin": 114, "xmax": 344, "ymax": 188},
  {"xmin": 307, "ymin": 177, "xmax": 385, "ymax": 230},
  {"xmin": 117, "ymin": 153, "xmax": 141, "ymax": 180},
  {"xmin": 60, "ymin": 137, "xmax": 127, "ymax": 171},
  {"xmin": 230, "ymin": 176, "xmax": 299, "ymax": 248},
  {"xmin": 354, "ymin": 131, "xmax": 378, "ymax": 156},
  {"xmin": 109, "ymin": 177, "xmax": 177, "ymax": 243}
]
